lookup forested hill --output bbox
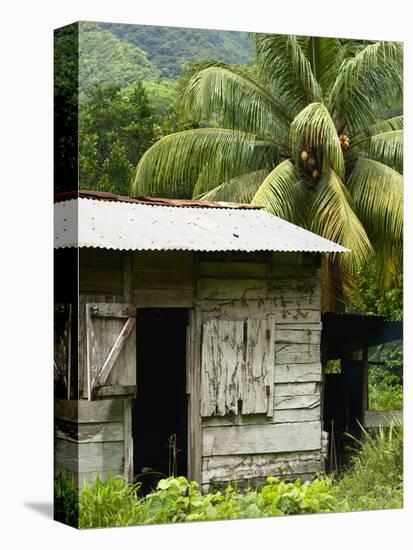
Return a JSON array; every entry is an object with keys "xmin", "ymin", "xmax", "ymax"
[
  {"xmin": 79, "ymin": 23, "xmax": 159, "ymax": 101},
  {"xmin": 99, "ymin": 22, "xmax": 253, "ymax": 78}
]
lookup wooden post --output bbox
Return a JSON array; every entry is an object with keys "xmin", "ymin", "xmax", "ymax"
[
  {"xmin": 187, "ymin": 307, "xmax": 202, "ymax": 485},
  {"xmin": 122, "ymin": 253, "xmax": 134, "ymax": 482},
  {"xmin": 124, "ymin": 399, "xmax": 133, "ymax": 483}
]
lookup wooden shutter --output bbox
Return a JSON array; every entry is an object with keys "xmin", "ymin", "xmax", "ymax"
[
  {"xmin": 201, "ymin": 317, "xmax": 274, "ymax": 417},
  {"xmin": 243, "ymin": 318, "xmax": 274, "ymax": 416},
  {"xmin": 86, "ymin": 303, "xmax": 136, "ymax": 400},
  {"xmin": 54, "ymin": 303, "xmax": 72, "ymax": 399},
  {"xmin": 201, "ymin": 319, "xmax": 244, "ymax": 416}
]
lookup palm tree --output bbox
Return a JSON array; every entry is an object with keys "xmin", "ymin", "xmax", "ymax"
[{"xmin": 130, "ymin": 35, "xmax": 403, "ymax": 309}]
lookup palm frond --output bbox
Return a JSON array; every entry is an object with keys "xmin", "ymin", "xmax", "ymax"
[
  {"xmin": 195, "ymin": 169, "xmax": 270, "ymax": 203},
  {"xmin": 251, "ymin": 159, "xmax": 300, "ymax": 222},
  {"xmin": 290, "ymin": 102, "xmax": 345, "ymax": 179},
  {"xmin": 353, "ymin": 130, "xmax": 403, "ymax": 173},
  {"xmin": 329, "ymin": 41, "xmax": 403, "ymax": 131},
  {"xmin": 252, "ymin": 33, "xmax": 323, "ymax": 116},
  {"xmin": 348, "ymin": 157, "xmax": 403, "ymax": 243},
  {"xmin": 352, "ymin": 115, "xmax": 403, "ymax": 142},
  {"xmin": 129, "ymin": 128, "xmax": 274, "ymax": 198},
  {"xmin": 304, "ymin": 36, "xmax": 344, "ymax": 100},
  {"xmin": 373, "ymin": 240, "xmax": 403, "ymax": 289},
  {"xmin": 310, "ymin": 169, "xmax": 374, "ymax": 268},
  {"xmin": 183, "ymin": 65, "xmax": 290, "ymax": 142}
]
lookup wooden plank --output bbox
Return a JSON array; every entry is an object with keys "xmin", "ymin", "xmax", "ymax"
[
  {"xmin": 132, "ymin": 250, "xmax": 194, "ymax": 271},
  {"xmin": 122, "ymin": 254, "xmax": 133, "ymax": 302},
  {"xmin": 124, "ymin": 399, "xmax": 133, "ymax": 483},
  {"xmin": 272, "ymin": 252, "xmax": 303, "ymax": 265},
  {"xmin": 202, "ymin": 452, "xmax": 323, "ymax": 483},
  {"xmin": 272, "ymin": 264, "xmax": 317, "ymax": 278},
  {"xmin": 197, "ymin": 251, "xmax": 269, "ymax": 264},
  {"xmin": 200, "ymin": 300, "xmax": 320, "ymax": 322},
  {"xmin": 198, "ymin": 261, "xmax": 268, "ymax": 279},
  {"xmin": 55, "ymin": 439, "xmax": 124, "ymax": 473},
  {"xmin": 277, "ymin": 323, "xmax": 322, "ymax": 331},
  {"xmin": 55, "ymin": 419, "xmax": 124, "ymax": 443},
  {"xmin": 89, "ymin": 303, "xmax": 136, "ymax": 318},
  {"xmin": 271, "ymin": 277, "xmax": 320, "ymax": 291},
  {"xmin": 274, "ymin": 382, "xmax": 318, "ymax": 397},
  {"xmin": 274, "ymin": 394, "xmax": 320, "ymax": 410},
  {"xmin": 55, "ymin": 398, "xmax": 124, "ymax": 423},
  {"xmin": 275, "ymin": 344, "xmax": 320, "ymax": 364},
  {"xmin": 363, "ymin": 410, "xmax": 403, "ymax": 428},
  {"xmin": 274, "ymin": 363, "xmax": 322, "ymax": 383},
  {"xmin": 79, "ymin": 248, "xmax": 123, "ymax": 269},
  {"xmin": 273, "ymin": 309, "xmax": 321, "ymax": 324},
  {"xmin": 274, "ymin": 407, "xmax": 321, "ymax": 423},
  {"xmin": 197, "ymin": 278, "xmax": 268, "ymax": 300},
  {"xmin": 133, "ymin": 270, "xmax": 195, "ymax": 290},
  {"xmin": 133, "ymin": 288, "xmax": 195, "ymax": 307},
  {"xmin": 202, "ymin": 414, "xmax": 274, "ymax": 428},
  {"xmin": 202, "ymin": 421, "xmax": 321, "ymax": 456},
  {"xmin": 275, "ymin": 329, "xmax": 321, "ymax": 345},
  {"xmin": 79, "ymin": 267, "xmax": 122, "ymax": 294},
  {"xmin": 94, "ymin": 385, "xmax": 136, "ymax": 398}
]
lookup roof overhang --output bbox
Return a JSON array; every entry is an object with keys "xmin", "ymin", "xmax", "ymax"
[
  {"xmin": 54, "ymin": 193, "xmax": 351, "ymax": 254},
  {"xmin": 322, "ymin": 312, "xmax": 403, "ymax": 359}
]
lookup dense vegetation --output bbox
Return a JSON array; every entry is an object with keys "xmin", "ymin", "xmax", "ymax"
[
  {"xmin": 79, "ymin": 23, "xmax": 159, "ymax": 102},
  {"xmin": 55, "ymin": 421, "xmax": 403, "ymax": 528},
  {"xmin": 100, "ymin": 23, "xmax": 252, "ymax": 78}
]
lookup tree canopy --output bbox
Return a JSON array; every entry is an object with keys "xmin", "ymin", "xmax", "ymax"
[{"xmin": 131, "ymin": 35, "xmax": 403, "ymax": 296}]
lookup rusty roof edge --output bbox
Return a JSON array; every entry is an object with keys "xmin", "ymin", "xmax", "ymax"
[{"xmin": 54, "ymin": 189, "xmax": 263, "ymax": 210}]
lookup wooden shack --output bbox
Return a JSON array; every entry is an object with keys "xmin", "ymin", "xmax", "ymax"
[{"xmin": 54, "ymin": 190, "xmax": 349, "ymax": 491}]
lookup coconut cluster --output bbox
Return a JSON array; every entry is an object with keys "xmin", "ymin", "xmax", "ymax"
[
  {"xmin": 300, "ymin": 149, "xmax": 319, "ymax": 180},
  {"xmin": 339, "ymin": 134, "xmax": 350, "ymax": 150}
]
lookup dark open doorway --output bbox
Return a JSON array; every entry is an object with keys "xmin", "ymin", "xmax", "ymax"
[{"xmin": 132, "ymin": 308, "xmax": 189, "ymax": 493}]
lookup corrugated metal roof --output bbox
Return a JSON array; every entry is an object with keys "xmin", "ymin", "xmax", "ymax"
[{"xmin": 54, "ymin": 197, "xmax": 350, "ymax": 254}]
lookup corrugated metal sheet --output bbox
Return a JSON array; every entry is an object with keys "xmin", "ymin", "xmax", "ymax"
[{"xmin": 54, "ymin": 198, "xmax": 350, "ymax": 254}]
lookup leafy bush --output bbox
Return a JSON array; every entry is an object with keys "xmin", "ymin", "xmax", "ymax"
[
  {"xmin": 369, "ymin": 372, "xmax": 403, "ymax": 410},
  {"xmin": 333, "ymin": 422, "xmax": 403, "ymax": 510},
  {"xmin": 142, "ymin": 475, "xmax": 339, "ymax": 524},
  {"xmin": 55, "ymin": 474, "xmax": 340, "ymax": 528}
]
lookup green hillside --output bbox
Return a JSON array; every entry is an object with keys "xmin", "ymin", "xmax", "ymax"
[
  {"xmin": 79, "ymin": 22, "xmax": 159, "ymax": 101},
  {"xmin": 99, "ymin": 22, "xmax": 253, "ymax": 78}
]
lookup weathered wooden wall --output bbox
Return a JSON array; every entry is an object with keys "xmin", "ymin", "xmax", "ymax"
[
  {"xmin": 54, "ymin": 398, "xmax": 126, "ymax": 488},
  {"xmin": 197, "ymin": 252, "xmax": 323, "ymax": 488},
  {"xmin": 55, "ymin": 248, "xmax": 324, "ymax": 489}
]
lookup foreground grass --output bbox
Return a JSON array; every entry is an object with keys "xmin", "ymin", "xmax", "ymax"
[
  {"xmin": 55, "ymin": 422, "xmax": 403, "ymax": 528},
  {"xmin": 333, "ymin": 422, "xmax": 403, "ymax": 511}
]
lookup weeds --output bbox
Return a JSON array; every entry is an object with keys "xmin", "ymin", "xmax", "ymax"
[{"xmin": 333, "ymin": 421, "xmax": 403, "ymax": 510}]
